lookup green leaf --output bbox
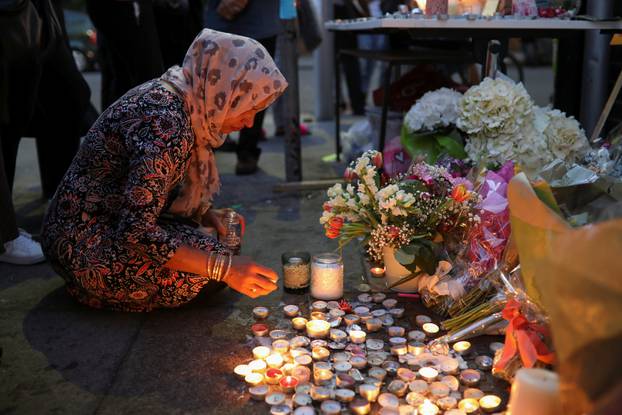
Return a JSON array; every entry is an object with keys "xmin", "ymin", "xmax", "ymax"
[
  {"xmin": 394, "ymin": 248, "xmax": 415, "ymax": 265},
  {"xmin": 400, "ymin": 125, "xmax": 440, "ymax": 164},
  {"xmin": 436, "ymin": 135, "xmax": 467, "ymax": 159}
]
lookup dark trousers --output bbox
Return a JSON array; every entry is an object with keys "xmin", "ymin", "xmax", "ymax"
[
  {"xmin": 334, "ymin": 5, "xmax": 366, "ymax": 115},
  {"xmin": 0, "ymin": 134, "xmax": 18, "ymax": 251},
  {"xmin": 87, "ymin": 0, "xmax": 164, "ymax": 109},
  {"xmin": 153, "ymin": 0, "xmax": 204, "ymax": 69},
  {"xmin": 236, "ymin": 36, "xmax": 277, "ymax": 162}
]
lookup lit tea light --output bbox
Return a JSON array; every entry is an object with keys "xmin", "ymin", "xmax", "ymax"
[
  {"xmin": 272, "ymin": 339, "xmax": 290, "ymax": 355},
  {"xmin": 252, "ymin": 346, "xmax": 271, "ymax": 360},
  {"xmin": 359, "ymin": 383, "xmax": 380, "ymax": 402},
  {"xmin": 283, "ymin": 304, "xmax": 300, "ymax": 317},
  {"xmin": 349, "ymin": 330, "xmax": 366, "ymax": 344},
  {"xmin": 370, "ymin": 266, "xmax": 385, "ymax": 278},
  {"xmin": 422, "ymin": 323, "xmax": 440, "ymax": 337},
  {"xmin": 388, "ymin": 326, "xmax": 405, "ymax": 337},
  {"xmin": 310, "ymin": 311, "xmax": 327, "ymax": 321},
  {"xmin": 249, "ymin": 384, "xmax": 269, "ymax": 400},
  {"xmin": 234, "ymin": 364, "xmax": 251, "ymax": 379},
  {"xmin": 344, "ymin": 314, "xmax": 360, "ymax": 326},
  {"xmin": 290, "ymin": 347, "xmax": 309, "ymax": 358},
  {"xmin": 320, "ymin": 400, "xmax": 342, "ymax": 415},
  {"xmin": 350, "ymin": 355, "xmax": 368, "ymax": 369},
  {"xmin": 251, "ymin": 323, "xmax": 269, "ymax": 337},
  {"xmin": 253, "ymin": 306, "xmax": 269, "ymax": 319},
  {"xmin": 313, "ymin": 362, "xmax": 334, "ymax": 385},
  {"xmin": 244, "ymin": 372, "xmax": 264, "ymax": 386},
  {"xmin": 479, "ymin": 395, "xmax": 501, "ymax": 412},
  {"xmin": 266, "ymin": 353, "xmax": 284, "ymax": 369},
  {"xmin": 408, "ymin": 341, "xmax": 426, "ymax": 356},
  {"xmin": 311, "ymin": 300, "xmax": 328, "ymax": 312},
  {"xmin": 350, "ymin": 398, "xmax": 371, "ymax": 415},
  {"xmin": 452, "ymin": 341, "xmax": 472, "ymax": 355},
  {"xmin": 437, "ymin": 396, "xmax": 458, "ymax": 411},
  {"xmin": 329, "ymin": 329, "xmax": 347, "ymax": 342},
  {"xmin": 391, "ymin": 343, "xmax": 408, "ymax": 356},
  {"xmin": 365, "ymin": 318, "xmax": 383, "ymax": 332},
  {"xmin": 459, "ymin": 369, "xmax": 481, "ymax": 387},
  {"xmin": 458, "ymin": 398, "xmax": 480, "ymax": 414},
  {"xmin": 335, "ymin": 388, "xmax": 355, "ymax": 403},
  {"xmin": 306, "ymin": 320, "xmax": 330, "ymax": 339},
  {"xmin": 418, "ymin": 399, "xmax": 440, "ymax": 415},
  {"xmin": 265, "ymin": 367, "xmax": 284, "ymax": 384},
  {"xmin": 387, "ymin": 379, "xmax": 408, "ymax": 397},
  {"xmin": 279, "ymin": 375, "xmax": 299, "ymax": 393},
  {"xmin": 248, "ymin": 359, "xmax": 267, "ymax": 373},
  {"xmin": 312, "ymin": 346, "xmax": 331, "ymax": 361},
  {"xmin": 292, "ymin": 365, "xmax": 311, "ymax": 383},
  {"xmin": 292, "ymin": 317, "xmax": 308, "ymax": 331},
  {"xmin": 429, "ymin": 381, "xmax": 450, "ymax": 399},
  {"xmin": 281, "ymin": 363, "xmax": 296, "ymax": 375},
  {"xmin": 415, "ymin": 315, "xmax": 432, "ymax": 327},
  {"xmin": 419, "ymin": 367, "xmax": 439, "ymax": 382},
  {"xmin": 295, "ymin": 354, "xmax": 313, "ymax": 366}
]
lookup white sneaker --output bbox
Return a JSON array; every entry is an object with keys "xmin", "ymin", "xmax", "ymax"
[{"xmin": 0, "ymin": 229, "xmax": 46, "ymax": 265}]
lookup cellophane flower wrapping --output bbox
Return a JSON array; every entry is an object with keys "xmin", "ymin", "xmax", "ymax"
[{"xmin": 508, "ymin": 172, "xmax": 622, "ymax": 414}]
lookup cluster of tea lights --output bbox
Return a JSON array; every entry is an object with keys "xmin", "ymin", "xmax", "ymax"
[{"xmin": 235, "ymin": 295, "xmax": 504, "ymax": 414}]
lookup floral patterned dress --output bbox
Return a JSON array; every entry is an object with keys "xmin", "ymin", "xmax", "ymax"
[{"xmin": 42, "ymin": 81, "xmax": 228, "ymax": 312}]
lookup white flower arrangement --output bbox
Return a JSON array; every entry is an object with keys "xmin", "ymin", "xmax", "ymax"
[
  {"xmin": 541, "ymin": 108, "xmax": 590, "ymax": 163},
  {"xmin": 404, "ymin": 88, "xmax": 463, "ymax": 133}
]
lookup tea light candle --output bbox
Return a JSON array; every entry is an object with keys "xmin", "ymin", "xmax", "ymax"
[
  {"xmin": 382, "ymin": 298, "xmax": 397, "ymax": 309},
  {"xmin": 249, "ymin": 359, "xmax": 267, "ymax": 372},
  {"xmin": 430, "ymin": 381, "xmax": 450, "ymax": 398},
  {"xmin": 378, "ymin": 393, "xmax": 400, "ymax": 409},
  {"xmin": 365, "ymin": 318, "xmax": 383, "ymax": 332},
  {"xmin": 327, "ymin": 316, "xmax": 342, "ymax": 328},
  {"xmin": 349, "ymin": 330, "xmax": 366, "ymax": 344},
  {"xmin": 253, "ymin": 306, "xmax": 269, "ymax": 319},
  {"xmin": 390, "ymin": 308, "xmax": 405, "ymax": 318},
  {"xmin": 370, "ymin": 265, "xmax": 385, "ymax": 278},
  {"xmin": 320, "ymin": 400, "xmax": 341, "ymax": 415},
  {"xmin": 422, "ymin": 323, "xmax": 440, "ymax": 338},
  {"xmin": 508, "ymin": 368, "xmax": 561, "ymax": 415},
  {"xmin": 479, "ymin": 395, "xmax": 501, "ymax": 413},
  {"xmin": 265, "ymin": 367, "xmax": 284, "ymax": 384},
  {"xmin": 336, "ymin": 388, "xmax": 355, "ymax": 403},
  {"xmin": 349, "ymin": 368, "xmax": 364, "ymax": 382},
  {"xmin": 372, "ymin": 292, "xmax": 386, "ymax": 303},
  {"xmin": 283, "ymin": 304, "xmax": 300, "ymax": 317},
  {"xmin": 296, "ymin": 383, "xmax": 312, "ymax": 395},
  {"xmin": 396, "ymin": 368, "xmax": 416, "ymax": 382},
  {"xmin": 344, "ymin": 314, "xmax": 360, "ymax": 326},
  {"xmin": 234, "ymin": 364, "xmax": 251, "ymax": 379},
  {"xmin": 311, "ymin": 385, "xmax": 331, "ymax": 401},
  {"xmin": 464, "ymin": 388, "xmax": 484, "ymax": 399},
  {"xmin": 312, "ymin": 300, "xmax": 328, "ymax": 312},
  {"xmin": 418, "ymin": 399, "xmax": 440, "ymax": 415},
  {"xmin": 388, "ymin": 379, "xmax": 408, "ymax": 397},
  {"xmin": 252, "ymin": 323, "xmax": 269, "ymax": 337},
  {"xmin": 475, "ymin": 355, "xmax": 493, "ymax": 371},
  {"xmin": 406, "ymin": 391, "xmax": 426, "ymax": 407},
  {"xmin": 312, "ymin": 346, "xmax": 330, "ymax": 361},
  {"xmin": 313, "ymin": 362, "xmax": 333, "ymax": 385},
  {"xmin": 408, "ymin": 330, "xmax": 426, "ymax": 342},
  {"xmin": 409, "ymin": 379, "xmax": 429, "ymax": 395},
  {"xmin": 311, "ymin": 253, "xmax": 344, "ymax": 300},
  {"xmin": 440, "ymin": 357, "xmax": 460, "ymax": 375},
  {"xmin": 458, "ymin": 398, "xmax": 479, "ymax": 414},
  {"xmin": 388, "ymin": 326, "xmax": 406, "ymax": 337},
  {"xmin": 282, "ymin": 363, "xmax": 296, "ymax": 375},
  {"xmin": 419, "ymin": 367, "xmax": 439, "ymax": 382},
  {"xmin": 270, "ymin": 330, "xmax": 289, "ymax": 340},
  {"xmin": 452, "ymin": 341, "xmax": 471, "ymax": 355},
  {"xmin": 271, "ymin": 404, "xmax": 291, "ymax": 415},
  {"xmin": 441, "ymin": 375, "xmax": 460, "ymax": 391},
  {"xmin": 290, "ymin": 347, "xmax": 309, "ymax": 358},
  {"xmin": 266, "ymin": 391, "xmax": 287, "ymax": 406},
  {"xmin": 245, "ymin": 372, "xmax": 264, "ymax": 386},
  {"xmin": 293, "ymin": 393, "xmax": 313, "ymax": 407},
  {"xmin": 408, "ymin": 341, "xmax": 426, "ymax": 356},
  {"xmin": 350, "ymin": 356, "xmax": 368, "ymax": 369},
  {"xmin": 381, "ymin": 315, "xmax": 395, "ymax": 327},
  {"xmin": 415, "ymin": 315, "xmax": 432, "ymax": 327},
  {"xmin": 306, "ymin": 320, "xmax": 330, "ymax": 339},
  {"xmin": 354, "ymin": 306, "xmax": 370, "ymax": 315},
  {"xmin": 334, "ymin": 361, "xmax": 352, "ymax": 373},
  {"xmin": 291, "ymin": 336, "xmax": 310, "ymax": 348},
  {"xmin": 295, "ymin": 354, "xmax": 313, "ymax": 366},
  {"xmin": 249, "ymin": 384, "xmax": 269, "ymax": 400},
  {"xmin": 371, "ymin": 309, "xmax": 387, "ymax": 318},
  {"xmin": 391, "ymin": 343, "xmax": 408, "ymax": 356},
  {"xmin": 310, "ymin": 311, "xmax": 327, "ymax": 321},
  {"xmin": 292, "ymin": 365, "xmax": 311, "ymax": 384},
  {"xmin": 329, "ymin": 329, "xmax": 347, "ymax": 342},
  {"xmin": 358, "ymin": 293, "xmax": 373, "ymax": 303},
  {"xmin": 489, "ymin": 342, "xmax": 504, "ymax": 353},
  {"xmin": 368, "ymin": 367, "xmax": 387, "ymax": 381},
  {"xmin": 272, "ymin": 340, "xmax": 290, "ymax": 355},
  {"xmin": 459, "ymin": 369, "xmax": 481, "ymax": 387},
  {"xmin": 332, "ymin": 352, "xmax": 349, "ymax": 362},
  {"xmin": 311, "ymin": 339, "xmax": 328, "ymax": 349},
  {"xmin": 359, "ymin": 383, "xmax": 380, "ymax": 402},
  {"xmin": 336, "ymin": 373, "xmax": 356, "ymax": 389},
  {"xmin": 292, "ymin": 317, "xmax": 308, "ymax": 331},
  {"xmin": 366, "ymin": 339, "xmax": 384, "ymax": 351},
  {"xmin": 445, "ymin": 410, "xmax": 467, "ymax": 415},
  {"xmin": 382, "ymin": 360, "xmax": 399, "ymax": 374},
  {"xmin": 329, "ymin": 308, "xmax": 345, "ymax": 318},
  {"xmin": 350, "ymin": 398, "xmax": 371, "ymax": 415},
  {"xmin": 279, "ymin": 375, "xmax": 299, "ymax": 393},
  {"xmin": 266, "ymin": 353, "xmax": 285, "ymax": 368},
  {"xmin": 438, "ymin": 396, "xmax": 458, "ymax": 411}
]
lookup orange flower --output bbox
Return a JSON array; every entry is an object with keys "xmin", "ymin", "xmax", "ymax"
[
  {"xmin": 325, "ymin": 227, "xmax": 340, "ymax": 239},
  {"xmin": 451, "ymin": 184, "xmax": 470, "ymax": 203},
  {"xmin": 372, "ymin": 152, "xmax": 383, "ymax": 169},
  {"xmin": 343, "ymin": 167, "xmax": 357, "ymax": 182},
  {"xmin": 328, "ymin": 216, "xmax": 344, "ymax": 230}
]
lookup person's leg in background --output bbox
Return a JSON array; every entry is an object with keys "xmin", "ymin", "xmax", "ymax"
[
  {"xmin": 334, "ymin": 4, "xmax": 366, "ymax": 115},
  {"xmin": 0, "ymin": 134, "xmax": 44, "ymax": 265},
  {"xmin": 235, "ymin": 36, "xmax": 277, "ymax": 175}
]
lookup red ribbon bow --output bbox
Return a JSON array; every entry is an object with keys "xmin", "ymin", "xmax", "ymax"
[{"xmin": 495, "ymin": 299, "xmax": 555, "ymax": 371}]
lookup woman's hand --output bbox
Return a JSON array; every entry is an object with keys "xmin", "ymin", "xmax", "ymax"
[
  {"xmin": 222, "ymin": 256, "xmax": 278, "ymax": 298},
  {"xmin": 202, "ymin": 208, "xmax": 246, "ymax": 239}
]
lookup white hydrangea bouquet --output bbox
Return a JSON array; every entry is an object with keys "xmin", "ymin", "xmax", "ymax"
[
  {"xmin": 321, "ymin": 150, "xmax": 480, "ymax": 289},
  {"xmin": 401, "ymin": 88, "xmax": 467, "ymax": 164},
  {"xmin": 457, "ymin": 77, "xmax": 591, "ymax": 174}
]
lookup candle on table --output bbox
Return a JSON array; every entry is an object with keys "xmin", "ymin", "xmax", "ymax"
[
  {"xmin": 372, "ymin": 292, "xmax": 386, "ymax": 303},
  {"xmin": 248, "ymin": 359, "xmax": 267, "ymax": 372},
  {"xmin": 271, "ymin": 404, "xmax": 291, "ymax": 415},
  {"xmin": 350, "ymin": 398, "xmax": 371, "ymax": 415},
  {"xmin": 344, "ymin": 314, "xmax": 360, "ymax": 326},
  {"xmin": 336, "ymin": 373, "xmax": 356, "ymax": 389},
  {"xmin": 430, "ymin": 381, "xmax": 450, "ymax": 399},
  {"xmin": 350, "ymin": 355, "xmax": 367, "ymax": 369},
  {"xmin": 453, "ymin": 341, "xmax": 472, "ymax": 355},
  {"xmin": 370, "ymin": 265, "xmax": 385, "ymax": 278},
  {"xmin": 388, "ymin": 326, "xmax": 405, "ymax": 337},
  {"xmin": 329, "ymin": 329, "xmax": 347, "ymax": 342},
  {"xmin": 422, "ymin": 323, "xmax": 440, "ymax": 338},
  {"xmin": 284, "ymin": 304, "xmax": 300, "ymax": 317},
  {"xmin": 419, "ymin": 367, "xmax": 439, "ymax": 382},
  {"xmin": 266, "ymin": 353, "xmax": 285, "ymax": 368},
  {"xmin": 396, "ymin": 368, "xmax": 416, "ymax": 382},
  {"xmin": 358, "ymin": 293, "xmax": 372, "ymax": 303},
  {"xmin": 368, "ymin": 367, "xmax": 387, "ymax": 381},
  {"xmin": 333, "ymin": 361, "xmax": 352, "ymax": 373},
  {"xmin": 408, "ymin": 341, "xmax": 426, "ymax": 356},
  {"xmin": 311, "ymin": 385, "xmax": 331, "ymax": 401},
  {"xmin": 294, "ymin": 406, "xmax": 315, "ymax": 415},
  {"xmin": 458, "ymin": 398, "xmax": 480, "ymax": 414},
  {"xmin": 349, "ymin": 330, "xmax": 366, "ymax": 344},
  {"xmin": 292, "ymin": 365, "xmax": 311, "ymax": 384},
  {"xmin": 475, "ymin": 355, "xmax": 493, "ymax": 371},
  {"xmin": 382, "ymin": 298, "xmax": 397, "ymax": 309},
  {"xmin": 310, "ymin": 253, "xmax": 343, "ymax": 300},
  {"xmin": 441, "ymin": 375, "xmax": 460, "ymax": 391},
  {"xmin": 311, "ymin": 300, "xmax": 328, "ymax": 312},
  {"xmin": 440, "ymin": 357, "xmax": 460, "ymax": 375},
  {"xmin": 479, "ymin": 394, "xmax": 501, "ymax": 413},
  {"xmin": 272, "ymin": 339, "xmax": 290, "ymax": 355},
  {"xmin": 508, "ymin": 368, "xmax": 561, "ymax": 415},
  {"xmin": 408, "ymin": 379, "xmax": 429, "ymax": 395},
  {"xmin": 365, "ymin": 318, "xmax": 382, "ymax": 332},
  {"xmin": 293, "ymin": 392, "xmax": 313, "ymax": 407},
  {"xmin": 418, "ymin": 399, "xmax": 440, "ymax": 415},
  {"xmin": 270, "ymin": 330, "xmax": 288, "ymax": 340},
  {"xmin": 251, "ymin": 323, "xmax": 269, "ymax": 337},
  {"xmin": 252, "ymin": 306, "xmax": 269, "ymax": 319},
  {"xmin": 265, "ymin": 368, "xmax": 284, "ymax": 384},
  {"xmin": 389, "ymin": 308, "xmax": 405, "ymax": 318},
  {"xmin": 234, "ymin": 364, "xmax": 251, "ymax": 379},
  {"xmin": 281, "ymin": 363, "xmax": 296, "ymax": 375},
  {"xmin": 310, "ymin": 311, "xmax": 327, "ymax": 321},
  {"xmin": 245, "ymin": 372, "xmax": 264, "ymax": 386},
  {"xmin": 311, "ymin": 339, "xmax": 328, "ymax": 349},
  {"xmin": 408, "ymin": 330, "xmax": 426, "ymax": 342},
  {"xmin": 415, "ymin": 315, "xmax": 432, "ymax": 327},
  {"xmin": 252, "ymin": 346, "xmax": 271, "ymax": 360},
  {"xmin": 249, "ymin": 384, "xmax": 269, "ymax": 400},
  {"xmin": 292, "ymin": 317, "xmax": 308, "ymax": 331},
  {"xmin": 312, "ymin": 346, "xmax": 330, "ymax": 361},
  {"xmin": 378, "ymin": 393, "xmax": 400, "ymax": 409},
  {"xmin": 463, "ymin": 388, "xmax": 484, "ymax": 399},
  {"xmin": 265, "ymin": 391, "xmax": 286, "ymax": 406},
  {"xmin": 391, "ymin": 343, "xmax": 408, "ymax": 356},
  {"xmin": 382, "ymin": 360, "xmax": 399, "ymax": 374},
  {"xmin": 406, "ymin": 391, "xmax": 426, "ymax": 407},
  {"xmin": 290, "ymin": 336, "xmax": 310, "ymax": 348},
  {"xmin": 290, "ymin": 347, "xmax": 309, "ymax": 358},
  {"xmin": 306, "ymin": 320, "xmax": 330, "ymax": 339},
  {"xmin": 279, "ymin": 375, "xmax": 299, "ymax": 393},
  {"xmin": 313, "ymin": 362, "xmax": 333, "ymax": 385},
  {"xmin": 359, "ymin": 383, "xmax": 380, "ymax": 402}
]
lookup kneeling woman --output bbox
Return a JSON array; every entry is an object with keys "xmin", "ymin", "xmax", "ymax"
[{"xmin": 42, "ymin": 30, "xmax": 287, "ymax": 311}]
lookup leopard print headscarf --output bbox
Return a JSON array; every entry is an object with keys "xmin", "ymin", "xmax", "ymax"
[{"xmin": 161, "ymin": 29, "xmax": 287, "ymax": 217}]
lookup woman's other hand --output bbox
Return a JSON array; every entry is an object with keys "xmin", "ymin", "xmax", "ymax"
[
  {"xmin": 222, "ymin": 256, "xmax": 278, "ymax": 298},
  {"xmin": 202, "ymin": 208, "xmax": 246, "ymax": 239}
]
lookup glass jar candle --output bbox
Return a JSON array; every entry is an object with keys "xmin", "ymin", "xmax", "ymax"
[
  {"xmin": 310, "ymin": 253, "xmax": 344, "ymax": 300},
  {"xmin": 282, "ymin": 251, "xmax": 311, "ymax": 294}
]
